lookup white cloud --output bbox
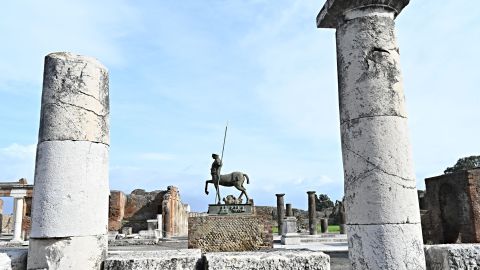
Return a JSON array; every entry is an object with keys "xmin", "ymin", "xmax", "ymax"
[
  {"xmin": 0, "ymin": 0, "xmax": 139, "ymax": 93},
  {"xmin": 0, "ymin": 143, "xmax": 36, "ymax": 160},
  {"xmin": 0, "ymin": 143, "xmax": 36, "ymax": 182}
]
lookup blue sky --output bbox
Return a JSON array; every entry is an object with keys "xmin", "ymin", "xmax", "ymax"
[{"xmin": 0, "ymin": 0, "xmax": 479, "ymax": 213}]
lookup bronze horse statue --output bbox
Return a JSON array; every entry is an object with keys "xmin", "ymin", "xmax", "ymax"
[{"xmin": 205, "ymin": 171, "xmax": 250, "ymax": 204}]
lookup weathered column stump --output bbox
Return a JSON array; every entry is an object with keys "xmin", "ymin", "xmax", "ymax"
[
  {"xmin": 320, "ymin": 218, "xmax": 328, "ymax": 234},
  {"xmin": 316, "ymin": 1, "xmax": 426, "ymax": 269},
  {"xmin": 286, "ymin": 203, "xmax": 293, "ymax": 217},
  {"xmin": 27, "ymin": 52, "xmax": 110, "ymax": 269}
]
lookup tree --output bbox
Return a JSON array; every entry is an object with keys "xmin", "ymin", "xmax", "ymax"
[
  {"xmin": 315, "ymin": 193, "xmax": 334, "ymax": 211},
  {"xmin": 444, "ymin": 155, "xmax": 480, "ymax": 174}
]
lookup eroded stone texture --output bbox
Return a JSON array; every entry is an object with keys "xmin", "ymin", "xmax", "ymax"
[
  {"xmin": 316, "ymin": 1, "xmax": 425, "ymax": 269},
  {"xmin": 39, "ymin": 52, "xmax": 109, "ymax": 145},
  {"xmin": 424, "ymin": 244, "xmax": 480, "ymax": 270},
  {"xmin": 104, "ymin": 250, "xmax": 202, "ymax": 270},
  {"xmin": 30, "ymin": 141, "xmax": 109, "ymax": 237},
  {"xmin": 0, "ymin": 249, "xmax": 28, "ymax": 270},
  {"xmin": 27, "ymin": 235, "xmax": 107, "ymax": 269},
  {"xmin": 348, "ymin": 224, "xmax": 425, "ymax": 269},
  {"xmin": 205, "ymin": 250, "xmax": 330, "ymax": 270},
  {"xmin": 28, "ymin": 52, "xmax": 109, "ymax": 269}
]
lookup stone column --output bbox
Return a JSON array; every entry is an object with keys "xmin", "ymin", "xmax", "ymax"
[
  {"xmin": 0, "ymin": 198, "xmax": 3, "ymax": 236},
  {"xmin": 320, "ymin": 218, "xmax": 328, "ymax": 233},
  {"xmin": 12, "ymin": 197, "xmax": 24, "ymax": 242},
  {"xmin": 275, "ymin": 194, "xmax": 285, "ymax": 235},
  {"xmin": 27, "ymin": 52, "xmax": 109, "ymax": 269},
  {"xmin": 316, "ymin": 1, "xmax": 426, "ymax": 269},
  {"xmin": 307, "ymin": 191, "xmax": 317, "ymax": 235},
  {"xmin": 286, "ymin": 203, "xmax": 293, "ymax": 217}
]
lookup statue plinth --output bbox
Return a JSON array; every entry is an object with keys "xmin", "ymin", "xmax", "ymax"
[{"xmin": 208, "ymin": 203, "xmax": 255, "ymax": 215}]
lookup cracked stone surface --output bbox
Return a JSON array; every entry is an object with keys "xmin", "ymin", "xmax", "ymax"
[
  {"xmin": 424, "ymin": 244, "xmax": 480, "ymax": 270},
  {"xmin": 317, "ymin": 1, "xmax": 425, "ymax": 269},
  {"xmin": 29, "ymin": 52, "xmax": 110, "ymax": 269},
  {"xmin": 39, "ymin": 52, "xmax": 109, "ymax": 145},
  {"xmin": 205, "ymin": 250, "xmax": 330, "ymax": 270},
  {"xmin": 348, "ymin": 224, "xmax": 425, "ymax": 269},
  {"xmin": 27, "ymin": 235, "xmax": 107, "ymax": 269},
  {"xmin": 336, "ymin": 7, "xmax": 422, "ymax": 226},
  {"xmin": 31, "ymin": 141, "xmax": 109, "ymax": 237},
  {"xmin": 104, "ymin": 250, "xmax": 202, "ymax": 270}
]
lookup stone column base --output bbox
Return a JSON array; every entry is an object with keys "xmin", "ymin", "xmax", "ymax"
[{"xmin": 27, "ymin": 235, "xmax": 107, "ymax": 269}]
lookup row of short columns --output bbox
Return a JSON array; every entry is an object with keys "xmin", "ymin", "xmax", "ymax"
[{"xmin": 276, "ymin": 191, "xmax": 333, "ymax": 235}]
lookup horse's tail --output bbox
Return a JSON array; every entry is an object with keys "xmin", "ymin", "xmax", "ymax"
[{"xmin": 243, "ymin": 173, "xmax": 250, "ymax": 184}]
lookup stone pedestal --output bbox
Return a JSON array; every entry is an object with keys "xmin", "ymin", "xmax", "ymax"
[
  {"xmin": 27, "ymin": 52, "xmax": 110, "ymax": 269},
  {"xmin": 317, "ymin": 1, "xmax": 426, "ymax": 269},
  {"xmin": 307, "ymin": 191, "xmax": 317, "ymax": 235},
  {"xmin": 281, "ymin": 217, "xmax": 300, "ymax": 245},
  {"xmin": 188, "ymin": 215, "xmax": 272, "ymax": 252},
  {"xmin": 275, "ymin": 194, "xmax": 285, "ymax": 235}
]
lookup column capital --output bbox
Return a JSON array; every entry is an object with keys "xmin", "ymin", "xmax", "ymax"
[
  {"xmin": 275, "ymin": 193, "xmax": 285, "ymax": 197},
  {"xmin": 307, "ymin": 191, "xmax": 316, "ymax": 195},
  {"xmin": 316, "ymin": 0, "xmax": 410, "ymax": 28}
]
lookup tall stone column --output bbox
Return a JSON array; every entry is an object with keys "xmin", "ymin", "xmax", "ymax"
[
  {"xmin": 275, "ymin": 194, "xmax": 285, "ymax": 235},
  {"xmin": 285, "ymin": 203, "xmax": 293, "ymax": 217},
  {"xmin": 27, "ymin": 52, "xmax": 109, "ymax": 269},
  {"xmin": 12, "ymin": 197, "xmax": 24, "ymax": 242},
  {"xmin": 307, "ymin": 191, "xmax": 317, "ymax": 235},
  {"xmin": 317, "ymin": 1, "xmax": 426, "ymax": 269}
]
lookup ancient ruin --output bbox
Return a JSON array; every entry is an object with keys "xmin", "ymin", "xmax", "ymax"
[
  {"xmin": 317, "ymin": 0, "xmax": 425, "ymax": 268},
  {"xmin": 422, "ymin": 169, "xmax": 480, "ymax": 244},
  {"xmin": 0, "ymin": 179, "xmax": 33, "ymax": 242},
  {"xmin": 109, "ymin": 186, "xmax": 189, "ymax": 239},
  {"xmin": 27, "ymin": 52, "xmax": 110, "ymax": 269}
]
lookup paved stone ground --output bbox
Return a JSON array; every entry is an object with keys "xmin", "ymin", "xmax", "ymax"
[{"xmin": 109, "ymin": 236, "xmax": 351, "ymax": 269}]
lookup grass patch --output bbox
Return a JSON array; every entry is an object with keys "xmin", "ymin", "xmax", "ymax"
[
  {"xmin": 328, "ymin": 225, "xmax": 340, "ymax": 233},
  {"xmin": 272, "ymin": 226, "xmax": 278, "ymax": 234}
]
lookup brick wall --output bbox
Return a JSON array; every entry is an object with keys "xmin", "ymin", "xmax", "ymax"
[
  {"xmin": 109, "ymin": 191, "xmax": 127, "ymax": 231},
  {"xmin": 188, "ymin": 215, "xmax": 272, "ymax": 252},
  {"xmin": 162, "ymin": 186, "xmax": 188, "ymax": 237},
  {"xmin": 108, "ymin": 187, "xmax": 189, "ymax": 236},
  {"xmin": 423, "ymin": 169, "xmax": 480, "ymax": 244}
]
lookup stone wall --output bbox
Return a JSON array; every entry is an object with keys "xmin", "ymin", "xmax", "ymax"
[
  {"xmin": 423, "ymin": 169, "xmax": 480, "ymax": 244},
  {"xmin": 123, "ymin": 189, "xmax": 166, "ymax": 232},
  {"xmin": 109, "ymin": 191, "xmax": 127, "ymax": 231},
  {"xmin": 188, "ymin": 215, "xmax": 272, "ymax": 252},
  {"xmin": 108, "ymin": 186, "xmax": 189, "ymax": 237},
  {"xmin": 162, "ymin": 186, "xmax": 188, "ymax": 238}
]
